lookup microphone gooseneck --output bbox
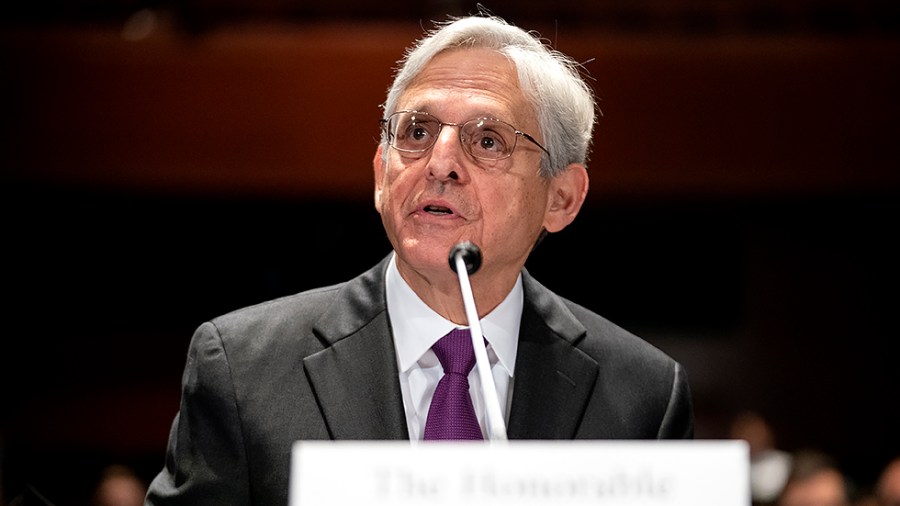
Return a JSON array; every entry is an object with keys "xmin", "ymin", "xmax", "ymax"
[
  {"xmin": 448, "ymin": 241, "xmax": 482, "ymax": 275},
  {"xmin": 449, "ymin": 241, "xmax": 508, "ymax": 442}
]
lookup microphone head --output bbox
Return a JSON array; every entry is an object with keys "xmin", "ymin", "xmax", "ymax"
[{"xmin": 449, "ymin": 241, "xmax": 482, "ymax": 275}]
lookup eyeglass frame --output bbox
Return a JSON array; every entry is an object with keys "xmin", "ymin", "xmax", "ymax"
[{"xmin": 379, "ymin": 110, "xmax": 551, "ymax": 163}]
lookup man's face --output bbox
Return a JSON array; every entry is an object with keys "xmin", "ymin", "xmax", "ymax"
[{"xmin": 374, "ymin": 48, "xmax": 554, "ymax": 287}]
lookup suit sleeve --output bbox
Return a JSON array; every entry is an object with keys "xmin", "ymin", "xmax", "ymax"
[
  {"xmin": 146, "ymin": 322, "xmax": 251, "ymax": 505},
  {"xmin": 656, "ymin": 361, "xmax": 695, "ymax": 439}
]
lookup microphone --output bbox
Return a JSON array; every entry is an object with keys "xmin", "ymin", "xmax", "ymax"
[
  {"xmin": 449, "ymin": 242, "xmax": 508, "ymax": 442},
  {"xmin": 449, "ymin": 241, "xmax": 482, "ymax": 275}
]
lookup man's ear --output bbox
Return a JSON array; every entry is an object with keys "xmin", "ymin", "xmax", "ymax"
[
  {"xmin": 373, "ymin": 145, "xmax": 385, "ymax": 213},
  {"xmin": 543, "ymin": 163, "xmax": 589, "ymax": 233}
]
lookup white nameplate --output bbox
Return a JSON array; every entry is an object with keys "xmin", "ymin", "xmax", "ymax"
[{"xmin": 290, "ymin": 440, "xmax": 749, "ymax": 505}]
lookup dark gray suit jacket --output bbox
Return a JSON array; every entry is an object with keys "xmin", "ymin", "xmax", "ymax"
[{"xmin": 146, "ymin": 255, "xmax": 693, "ymax": 505}]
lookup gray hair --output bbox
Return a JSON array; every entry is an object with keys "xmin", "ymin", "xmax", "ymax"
[{"xmin": 381, "ymin": 15, "xmax": 597, "ymax": 178}]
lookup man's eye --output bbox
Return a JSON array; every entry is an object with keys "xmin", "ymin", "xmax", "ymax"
[{"xmin": 474, "ymin": 132, "xmax": 507, "ymax": 154}]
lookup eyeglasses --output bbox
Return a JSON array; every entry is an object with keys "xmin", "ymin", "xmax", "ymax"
[{"xmin": 381, "ymin": 110, "xmax": 550, "ymax": 162}]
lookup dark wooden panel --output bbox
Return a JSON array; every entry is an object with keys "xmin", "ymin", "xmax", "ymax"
[{"xmin": 3, "ymin": 22, "xmax": 899, "ymax": 201}]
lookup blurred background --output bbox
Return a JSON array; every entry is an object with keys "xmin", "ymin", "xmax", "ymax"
[{"xmin": 2, "ymin": 0, "xmax": 899, "ymax": 504}]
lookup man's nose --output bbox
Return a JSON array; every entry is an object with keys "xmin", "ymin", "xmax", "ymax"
[{"xmin": 426, "ymin": 126, "xmax": 469, "ymax": 182}]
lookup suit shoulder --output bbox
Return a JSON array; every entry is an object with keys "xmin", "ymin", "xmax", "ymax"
[{"xmin": 195, "ymin": 282, "xmax": 347, "ymax": 357}]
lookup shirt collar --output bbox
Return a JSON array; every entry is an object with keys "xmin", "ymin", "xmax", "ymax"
[{"xmin": 386, "ymin": 252, "xmax": 521, "ymax": 376}]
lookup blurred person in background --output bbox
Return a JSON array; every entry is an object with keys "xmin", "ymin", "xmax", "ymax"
[
  {"xmin": 851, "ymin": 455, "xmax": 900, "ymax": 506},
  {"xmin": 92, "ymin": 465, "xmax": 146, "ymax": 506},
  {"xmin": 875, "ymin": 456, "xmax": 900, "ymax": 506},
  {"xmin": 778, "ymin": 449, "xmax": 850, "ymax": 506},
  {"xmin": 729, "ymin": 409, "xmax": 793, "ymax": 505}
]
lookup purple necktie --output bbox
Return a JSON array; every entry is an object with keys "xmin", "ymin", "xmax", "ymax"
[{"xmin": 423, "ymin": 328, "xmax": 484, "ymax": 440}]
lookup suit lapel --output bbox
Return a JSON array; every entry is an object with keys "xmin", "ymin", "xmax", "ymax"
[
  {"xmin": 303, "ymin": 256, "xmax": 409, "ymax": 440},
  {"xmin": 506, "ymin": 272, "xmax": 599, "ymax": 439}
]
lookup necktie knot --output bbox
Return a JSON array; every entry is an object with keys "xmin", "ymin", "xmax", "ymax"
[{"xmin": 432, "ymin": 328, "xmax": 477, "ymax": 376}]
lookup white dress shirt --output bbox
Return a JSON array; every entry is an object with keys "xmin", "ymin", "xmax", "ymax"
[{"xmin": 386, "ymin": 253, "xmax": 521, "ymax": 441}]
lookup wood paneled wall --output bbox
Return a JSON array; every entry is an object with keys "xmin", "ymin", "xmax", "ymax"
[{"xmin": 4, "ymin": 21, "xmax": 899, "ymax": 201}]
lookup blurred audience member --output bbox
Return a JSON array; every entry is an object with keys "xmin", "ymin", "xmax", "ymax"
[
  {"xmin": 854, "ymin": 495, "xmax": 879, "ymax": 506},
  {"xmin": 778, "ymin": 449, "xmax": 849, "ymax": 506},
  {"xmin": 92, "ymin": 465, "xmax": 146, "ymax": 506},
  {"xmin": 876, "ymin": 456, "xmax": 900, "ymax": 506},
  {"xmin": 730, "ymin": 410, "xmax": 793, "ymax": 504}
]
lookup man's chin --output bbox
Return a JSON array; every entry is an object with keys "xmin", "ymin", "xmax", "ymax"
[{"xmin": 396, "ymin": 240, "xmax": 460, "ymax": 275}]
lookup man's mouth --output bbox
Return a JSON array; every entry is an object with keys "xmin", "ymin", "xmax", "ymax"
[{"xmin": 424, "ymin": 204, "xmax": 453, "ymax": 215}]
